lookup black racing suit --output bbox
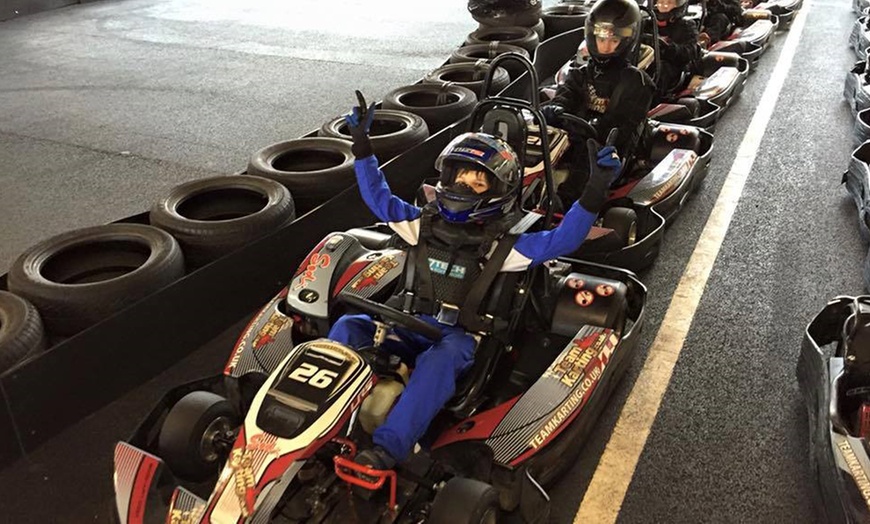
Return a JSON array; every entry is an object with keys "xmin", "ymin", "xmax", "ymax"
[
  {"xmin": 705, "ymin": 0, "xmax": 744, "ymax": 43},
  {"xmin": 550, "ymin": 58, "xmax": 655, "ymax": 204},
  {"xmin": 645, "ymin": 17, "xmax": 702, "ymax": 97}
]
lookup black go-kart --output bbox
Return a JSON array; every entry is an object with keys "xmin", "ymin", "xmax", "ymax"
[
  {"xmin": 797, "ymin": 296, "xmax": 870, "ymax": 523},
  {"xmin": 111, "ymin": 56, "xmax": 649, "ymax": 524}
]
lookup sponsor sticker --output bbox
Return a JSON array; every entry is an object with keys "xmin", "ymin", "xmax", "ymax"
[
  {"xmin": 295, "ymin": 252, "xmax": 331, "ymax": 290},
  {"xmin": 596, "ymin": 284, "xmax": 615, "ymax": 297},
  {"xmin": 253, "ymin": 312, "xmax": 291, "ymax": 349},
  {"xmin": 429, "ymin": 258, "xmax": 466, "ymax": 279},
  {"xmin": 351, "ymin": 255, "xmax": 400, "ymax": 290},
  {"xmin": 575, "ymin": 290, "xmax": 594, "ymax": 306}
]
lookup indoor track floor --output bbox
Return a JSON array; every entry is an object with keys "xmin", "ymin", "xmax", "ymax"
[{"xmin": 0, "ymin": 0, "xmax": 862, "ymax": 522}]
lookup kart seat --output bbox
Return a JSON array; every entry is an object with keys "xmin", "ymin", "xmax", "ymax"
[
  {"xmin": 480, "ymin": 106, "xmax": 529, "ymax": 167},
  {"xmin": 445, "ymin": 270, "xmax": 524, "ymax": 417}
]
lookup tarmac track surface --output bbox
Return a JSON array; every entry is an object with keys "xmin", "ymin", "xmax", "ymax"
[{"xmin": 0, "ymin": 0, "xmax": 863, "ymax": 522}]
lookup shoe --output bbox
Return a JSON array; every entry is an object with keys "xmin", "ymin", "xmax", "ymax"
[
  {"xmin": 355, "ymin": 445, "xmax": 397, "ymax": 473},
  {"xmin": 352, "ymin": 446, "xmax": 396, "ymax": 498}
]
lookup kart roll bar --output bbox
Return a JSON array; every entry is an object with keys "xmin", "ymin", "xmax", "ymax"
[{"xmin": 474, "ymin": 53, "xmax": 559, "ymax": 229}]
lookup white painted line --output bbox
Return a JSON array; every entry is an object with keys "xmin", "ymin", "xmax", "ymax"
[{"xmin": 573, "ymin": 6, "xmax": 812, "ymax": 523}]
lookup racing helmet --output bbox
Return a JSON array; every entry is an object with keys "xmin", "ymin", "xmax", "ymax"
[
  {"xmin": 433, "ymin": 132, "xmax": 521, "ymax": 224},
  {"xmin": 653, "ymin": 0, "xmax": 689, "ymax": 22},
  {"xmin": 584, "ymin": 0, "xmax": 642, "ymax": 64}
]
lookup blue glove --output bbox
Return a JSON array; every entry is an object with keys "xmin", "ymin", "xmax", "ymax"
[
  {"xmin": 596, "ymin": 145, "xmax": 622, "ymax": 172},
  {"xmin": 541, "ymin": 104, "xmax": 565, "ymax": 126},
  {"xmin": 344, "ymin": 90, "xmax": 376, "ymax": 158}
]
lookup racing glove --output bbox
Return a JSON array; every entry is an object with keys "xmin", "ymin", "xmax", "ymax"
[
  {"xmin": 345, "ymin": 90, "xmax": 377, "ymax": 158},
  {"xmin": 578, "ymin": 138, "xmax": 622, "ymax": 214},
  {"xmin": 541, "ymin": 104, "xmax": 565, "ymax": 127}
]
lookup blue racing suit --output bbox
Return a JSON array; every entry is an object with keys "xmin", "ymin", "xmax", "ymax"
[{"xmin": 328, "ymin": 154, "xmax": 599, "ymax": 461}]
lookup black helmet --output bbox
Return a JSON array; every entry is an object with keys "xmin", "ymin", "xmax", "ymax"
[
  {"xmin": 584, "ymin": 0, "xmax": 642, "ymax": 64},
  {"xmin": 433, "ymin": 132, "xmax": 521, "ymax": 223},
  {"xmin": 653, "ymin": 0, "xmax": 689, "ymax": 22}
]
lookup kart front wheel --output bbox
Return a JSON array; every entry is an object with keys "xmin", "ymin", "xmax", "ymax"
[
  {"xmin": 602, "ymin": 207, "xmax": 638, "ymax": 247},
  {"xmin": 158, "ymin": 391, "xmax": 239, "ymax": 482},
  {"xmin": 428, "ymin": 477, "xmax": 500, "ymax": 524}
]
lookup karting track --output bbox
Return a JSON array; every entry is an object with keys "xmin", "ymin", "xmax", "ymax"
[{"xmin": 0, "ymin": 0, "xmax": 863, "ymax": 522}]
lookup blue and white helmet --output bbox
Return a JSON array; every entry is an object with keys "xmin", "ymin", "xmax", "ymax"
[{"xmin": 433, "ymin": 132, "xmax": 522, "ymax": 224}]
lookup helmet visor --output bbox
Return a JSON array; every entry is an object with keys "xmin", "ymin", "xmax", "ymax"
[{"xmin": 591, "ymin": 21, "xmax": 635, "ymax": 40}]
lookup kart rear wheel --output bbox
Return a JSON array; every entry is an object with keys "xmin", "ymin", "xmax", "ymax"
[
  {"xmin": 428, "ymin": 477, "xmax": 500, "ymax": 524},
  {"xmin": 159, "ymin": 391, "xmax": 239, "ymax": 482},
  {"xmin": 602, "ymin": 207, "xmax": 638, "ymax": 247}
]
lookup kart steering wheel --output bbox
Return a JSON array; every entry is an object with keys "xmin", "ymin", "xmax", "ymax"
[
  {"xmin": 556, "ymin": 113, "xmax": 598, "ymax": 141},
  {"xmin": 339, "ymin": 293, "xmax": 443, "ymax": 342}
]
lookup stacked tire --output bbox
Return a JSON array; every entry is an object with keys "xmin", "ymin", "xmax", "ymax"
[
  {"xmin": 150, "ymin": 175, "xmax": 296, "ymax": 268},
  {"xmin": 382, "ymin": 84, "xmax": 477, "ymax": 134},
  {"xmin": 7, "ymin": 224, "xmax": 186, "ymax": 336},
  {"xmin": 0, "ymin": 291, "xmax": 46, "ymax": 374},
  {"xmin": 541, "ymin": 2, "xmax": 590, "ymax": 38},
  {"xmin": 318, "ymin": 109, "xmax": 430, "ymax": 163},
  {"xmin": 468, "ymin": 0, "xmax": 544, "ymax": 39}
]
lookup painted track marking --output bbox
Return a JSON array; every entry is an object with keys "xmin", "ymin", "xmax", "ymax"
[{"xmin": 573, "ymin": 5, "xmax": 812, "ymax": 523}]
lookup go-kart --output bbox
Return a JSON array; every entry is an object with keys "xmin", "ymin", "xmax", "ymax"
[
  {"xmin": 525, "ymin": 113, "xmax": 713, "ymax": 272},
  {"xmin": 851, "ymin": 14, "xmax": 870, "ymax": 61},
  {"xmin": 740, "ymin": 0, "xmax": 799, "ymax": 28},
  {"xmin": 543, "ymin": 36, "xmax": 748, "ymax": 130},
  {"xmin": 797, "ymin": 296, "xmax": 870, "ymax": 523},
  {"xmin": 844, "ymin": 57, "xmax": 870, "ymax": 118},
  {"xmin": 703, "ymin": 9, "xmax": 779, "ymax": 64},
  {"xmin": 524, "ymin": 40, "xmax": 715, "ymax": 273},
  {"xmin": 111, "ymin": 56, "xmax": 649, "ymax": 524}
]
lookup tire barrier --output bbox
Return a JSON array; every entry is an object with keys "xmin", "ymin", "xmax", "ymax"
[
  {"xmin": 150, "ymin": 175, "xmax": 296, "ymax": 268},
  {"xmin": 382, "ymin": 83, "xmax": 478, "ymax": 134},
  {"xmin": 8, "ymin": 224, "xmax": 185, "ymax": 336},
  {"xmin": 318, "ymin": 109, "xmax": 430, "ymax": 162},
  {"xmin": 0, "ymin": 291, "xmax": 45, "ymax": 374},
  {"xmin": 424, "ymin": 62, "xmax": 511, "ymax": 98}
]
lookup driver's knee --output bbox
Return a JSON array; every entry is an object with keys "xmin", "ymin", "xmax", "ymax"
[{"xmin": 328, "ymin": 314, "xmax": 375, "ymax": 348}]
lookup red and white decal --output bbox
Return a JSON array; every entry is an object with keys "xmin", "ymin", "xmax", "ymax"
[{"xmin": 113, "ymin": 442, "xmax": 161, "ymax": 524}]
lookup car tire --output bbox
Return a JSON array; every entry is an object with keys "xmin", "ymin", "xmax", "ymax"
[
  {"xmin": 424, "ymin": 62, "xmax": 511, "ymax": 98},
  {"xmin": 150, "ymin": 175, "xmax": 296, "ymax": 268},
  {"xmin": 7, "ymin": 224, "xmax": 185, "ymax": 336},
  {"xmin": 468, "ymin": 0, "xmax": 542, "ymax": 28},
  {"xmin": 0, "ymin": 291, "xmax": 46, "ymax": 374},
  {"xmin": 317, "ymin": 109, "xmax": 429, "ymax": 162},
  {"xmin": 158, "ymin": 391, "xmax": 239, "ymax": 482},
  {"xmin": 383, "ymin": 84, "xmax": 477, "ymax": 133},
  {"xmin": 542, "ymin": 3, "xmax": 590, "ymax": 38},
  {"xmin": 602, "ymin": 207, "xmax": 638, "ymax": 247},
  {"xmin": 247, "ymin": 137, "xmax": 355, "ymax": 214},
  {"xmin": 449, "ymin": 43, "xmax": 530, "ymax": 81},
  {"xmin": 429, "ymin": 477, "xmax": 500, "ymax": 524},
  {"xmin": 465, "ymin": 26, "xmax": 540, "ymax": 55}
]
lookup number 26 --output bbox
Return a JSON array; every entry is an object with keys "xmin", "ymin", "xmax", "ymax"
[{"xmin": 288, "ymin": 362, "xmax": 338, "ymax": 389}]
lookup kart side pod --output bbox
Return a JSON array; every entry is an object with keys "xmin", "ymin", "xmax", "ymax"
[{"xmin": 551, "ymin": 272, "xmax": 628, "ymax": 335}]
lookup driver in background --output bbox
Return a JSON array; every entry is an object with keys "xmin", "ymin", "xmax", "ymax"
[
  {"xmin": 704, "ymin": 0, "xmax": 745, "ymax": 44},
  {"xmin": 543, "ymin": 0, "xmax": 654, "ymax": 208},
  {"xmin": 328, "ymin": 91, "xmax": 622, "ymax": 472},
  {"xmin": 645, "ymin": 0, "xmax": 702, "ymax": 98}
]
